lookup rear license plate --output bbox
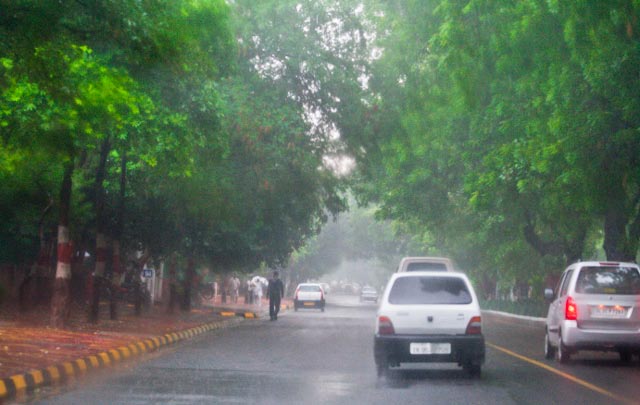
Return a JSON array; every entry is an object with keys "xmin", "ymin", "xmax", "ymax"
[
  {"xmin": 590, "ymin": 305, "xmax": 627, "ymax": 319},
  {"xmin": 303, "ymin": 302, "xmax": 315, "ymax": 306},
  {"xmin": 410, "ymin": 342, "xmax": 451, "ymax": 355}
]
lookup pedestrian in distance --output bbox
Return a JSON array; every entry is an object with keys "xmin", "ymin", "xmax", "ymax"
[
  {"xmin": 253, "ymin": 278, "xmax": 263, "ymax": 307},
  {"xmin": 230, "ymin": 276, "xmax": 240, "ymax": 304},
  {"xmin": 268, "ymin": 271, "xmax": 284, "ymax": 321},
  {"xmin": 245, "ymin": 279, "xmax": 252, "ymax": 304}
]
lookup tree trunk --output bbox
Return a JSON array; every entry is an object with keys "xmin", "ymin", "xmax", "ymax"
[
  {"xmin": 19, "ymin": 199, "xmax": 54, "ymax": 311},
  {"xmin": 109, "ymin": 240, "xmax": 121, "ymax": 320},
  {"xmin": 181, "ymin": 258, "xmax": 195, "ymax": 311},
  {"xmin": 603, "ymin": 188, "xmax": 636, "ymax": 261},
  {"xmin": 51, "ymin": 162, "xmax": 73, "ymax": 328},
  {"xmin": 89, "ymin": 233, "xmax": 108, "ymax": 323},
  {"xmin": 110, "ymin": 150, "xmax": 127, "ymax": 320},
  {"xmin": 523, "ymin": 211, "xmax": 586, "ymax": 265},
  {"xmin": 89, "ymin": 138, "xmax": 111, "ymax": 323},
  {"xmin": 167, "ymin": 255, "xmax": 177, "ymax": 314}
]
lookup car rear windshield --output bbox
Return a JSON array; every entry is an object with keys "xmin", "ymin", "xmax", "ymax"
[
  {"xmin": 299, "ymin": 285, "xmax": 321, "ymax": 292},
  {"xmin": 406, "ymin": 262, "xmax": 448, "ymax": 271},
  {"xmin": 388, "ymin": 276, "xmax": 472, "ymax": 305},
  {"xmin": 575, "ymin": 266, "xmax": 640, "ymax": 295}
]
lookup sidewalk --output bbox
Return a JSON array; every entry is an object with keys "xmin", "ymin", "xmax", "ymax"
[{"xmin": 0, "ymin": 295, "xmax": 290, "ymax": 401}]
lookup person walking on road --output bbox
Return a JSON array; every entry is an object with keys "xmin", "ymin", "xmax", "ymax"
[{"xmin": 268, "ymin": 271, "xmax": 284, "ymax": 321}]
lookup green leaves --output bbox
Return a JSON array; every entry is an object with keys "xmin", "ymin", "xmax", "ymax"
[{"xmin": 354, "ymin": 0, "xmax": 640, "ymax": 290}]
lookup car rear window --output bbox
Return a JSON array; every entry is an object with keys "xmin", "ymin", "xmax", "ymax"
[
  {"xmin": 575, "ymin": 266, "xmax": 640, "ymax": 295},
  {"xmin": 388, "ymin": 276, "xmax": 472, "ymax": 305},
  {"xmin": 299, "ymin": 285, "xmax": 321, "ymax": 292},
  {"xmin": 406, "ymin": 262, "xmax": 448, "ymax": 271}
]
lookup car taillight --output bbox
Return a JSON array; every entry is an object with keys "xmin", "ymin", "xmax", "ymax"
[
  {"xmin": 465, "ymin": 316, "xmax": 482, "ymax": 335},
  {"xmin": 565, "ymin": 296, "xmax": 578, "ymax": 320},
  {"xmin": 378, "ymin": 316, "xmax": 395, "ymax": 335}
]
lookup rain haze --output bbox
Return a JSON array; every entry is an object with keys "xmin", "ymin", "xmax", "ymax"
[{"xmin": 1, "ymin": 1, "xmax": 640, "ymax": 404}]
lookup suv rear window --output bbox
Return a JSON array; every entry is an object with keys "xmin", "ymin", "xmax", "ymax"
[
  {"xmin": 406, "ymin": 262, "xmax": 448, "ymax": 271},
  {"xmin": 575, "ymin": 266, "xmax": 640, "ymax": 295},
  {"xmin": 388, "ymin": 276, "xmax": 472, "ymax": 305},
  {"xmin": 299, "ymin": 285, "xmax": 321, "ymax": 292}
]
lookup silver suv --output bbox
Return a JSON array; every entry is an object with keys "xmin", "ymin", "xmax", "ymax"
[{"xmin": 544, "ymin": 261, "xmax": 640, "ymax": 363}]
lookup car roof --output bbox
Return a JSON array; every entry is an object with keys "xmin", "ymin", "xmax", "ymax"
[
  {"xmin": 400, "ymin": 256, "xmax": 452, "ymax": 262},
  {"xmin": 569, "ymin": 261, "xmax": 640, "ymax": 269},
  {"xmin": 390, "ymin": 271, "xmax": 468, "ymax": 280},
  {"xmin": 397, "ymin": 256, "xmax": 455, "ymax": 272}
]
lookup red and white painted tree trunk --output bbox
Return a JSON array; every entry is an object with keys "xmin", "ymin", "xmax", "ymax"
[
  {"xmin": 51, "ymin": 225, "xmax": 72, "ymax": 328},
  {"xmin": 51, "ymin": 162, "xmax": 73, "ymax": 328}
]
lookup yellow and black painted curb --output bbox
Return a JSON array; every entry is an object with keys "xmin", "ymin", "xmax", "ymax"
[
  {"xmin": 0, "ymin": 317, "xmax": 244, "ymax": 401},
  {"xmin": 216, "ymin": 310, "xmax": 259, "ymax": 319}
]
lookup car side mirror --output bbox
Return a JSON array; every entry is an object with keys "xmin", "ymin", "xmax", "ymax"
[{"xmin": 544, "ymin": 288, "xmax": 555, "ymax": 300}]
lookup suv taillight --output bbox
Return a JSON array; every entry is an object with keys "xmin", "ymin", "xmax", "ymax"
[
  {"xmin": 465, "ymin": 316, "xmax": 482, "ymax": 335},
  {"xmin": 378, "ymin": 316, "xmax": 395, "ymax": 335},
  {"xmin": 565, "ymin": 296, "xmax": 578, "ymax": 320}
]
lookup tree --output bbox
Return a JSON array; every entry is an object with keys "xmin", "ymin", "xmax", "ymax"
[
  {"xmin": 1, "ymin": 0, "xmax": 237, "ymax": 324},
  {"xmin": 352, "ymin": 0, "xmax": 640, "ymax": 294}
]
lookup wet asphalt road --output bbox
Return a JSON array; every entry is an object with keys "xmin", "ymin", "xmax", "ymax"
[{"xmin": 34, "ymin": 295, "xmax": 640, "ymax": 405}]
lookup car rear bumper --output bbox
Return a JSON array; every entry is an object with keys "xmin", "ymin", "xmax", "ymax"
[
  {"xmin": 374, "ymin": 334, "xmax": 485, "ymax": 366},
  {"xmin": 561, "ymin": 321, "xmax": 640, "ymax": 350},
  {"xmin": 294, "ymin": 299, "xmax": 325, "ymax": 309}
]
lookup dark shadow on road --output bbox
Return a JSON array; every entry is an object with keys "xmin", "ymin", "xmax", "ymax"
[{"xmin": 378, "ymin": 368, "xmax": 481, "ymax": 389}]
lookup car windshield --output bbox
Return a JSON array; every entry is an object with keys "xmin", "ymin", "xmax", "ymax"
[
  {"xmin": 299, "ymin": 285, "xmax": 321, "ymax": 292},
  {"xmin": 388, "ymin": 276, "xmax": 472, "ymax": 305},
  {"xmin": 575, "ymin": 266, "xmax": 640, "ymax": 295},
  {"xmin": 406, "ymin": 262, "xmax": 448, "ymax": 271}
]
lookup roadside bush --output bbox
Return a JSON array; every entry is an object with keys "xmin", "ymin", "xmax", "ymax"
[{"xmin": 480, "ymin": 298, "xmax": 548, "ymax": 318}]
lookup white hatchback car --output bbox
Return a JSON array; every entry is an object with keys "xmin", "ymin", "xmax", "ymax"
[
  {"xmin": 544, "ymin": 261, "xmax": 640, "ymax": 363},
  {"xmin": 293, "ymin": 283, "xmax": 325, "ymax": 312},
  {"xmin": 374, "ymin": 271, "xmax": 485, "ymax": 377},
  {"xmin": 360, "ymin": 286, "xmax": 379, "ymax": 303}
]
